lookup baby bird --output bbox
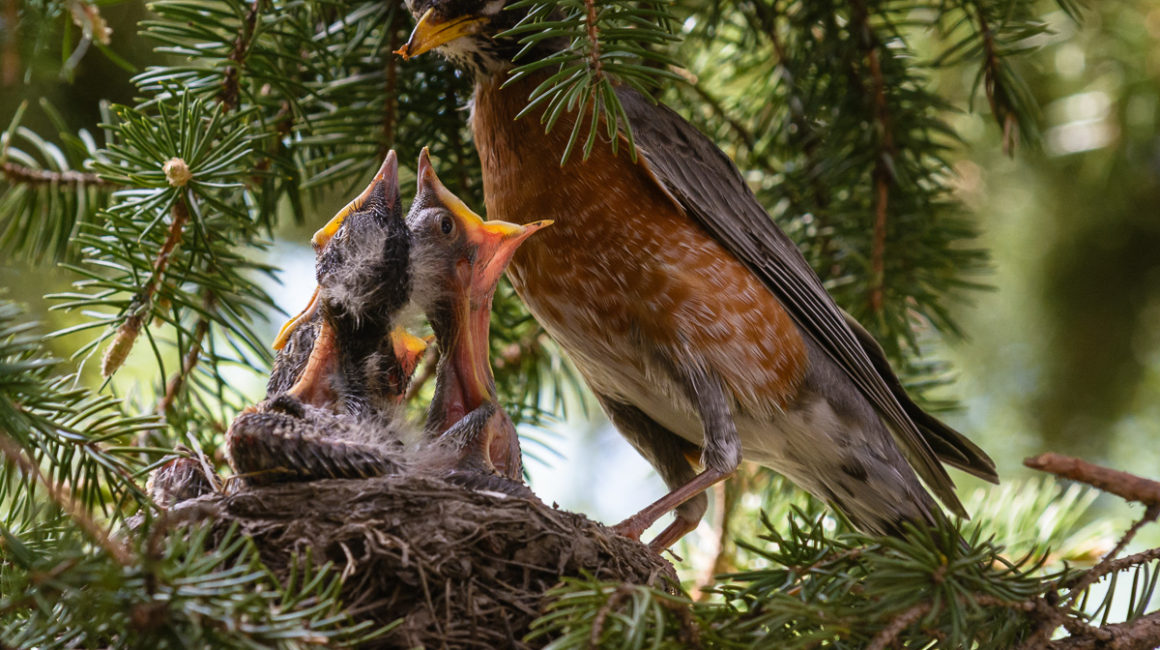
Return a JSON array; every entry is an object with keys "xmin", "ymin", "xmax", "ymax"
[
  {"xmin": 227, "ymin": 152, "xmax": 417, "ymax": 484},
  {"xmin": 407, "ymin": 148, "xmax": 551, "ymax": 481}
]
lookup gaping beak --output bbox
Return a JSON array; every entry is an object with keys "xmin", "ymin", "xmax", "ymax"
[
  {"xmin": 395, "ymin": 8, "xmax": 488, "ymax": 60},
  {"xmin": 416, "ymin": 148, "xmax": 551, "ymax": 297},
  {"xmin": 285, "ymin": 320, "xmax": 338, "ymax": 407},
  {"xmin": 468, "ymin": 219, "xmax": 552, "ymax": 298},
  {"xmin": 312, "ymin": 150, "xmax": 399, "ymax": 250},
  {"xmin": 273, "ymin": 151, "xmax": 399, "ymax": 350},
  {"xmin": 391, "ymin": 326, "xmax": 430, "ymax": 383}
]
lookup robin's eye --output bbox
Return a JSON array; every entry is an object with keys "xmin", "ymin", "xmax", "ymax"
[{"xmin": 440, "ymin": 215, "xmax": 454, "ymax": 235}]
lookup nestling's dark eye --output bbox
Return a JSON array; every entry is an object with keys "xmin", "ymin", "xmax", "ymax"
[{"xmin": 440, "ymin": 215, "xmax": 454, "ymax": 235}]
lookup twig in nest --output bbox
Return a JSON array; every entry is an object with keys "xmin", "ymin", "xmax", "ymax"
[{"xmin": 1025, "ymin": 453, "xmax": 1160, "ymax": 507}]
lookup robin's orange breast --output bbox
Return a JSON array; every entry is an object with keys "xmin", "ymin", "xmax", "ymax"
[{"xmin": 472, "ymin": 75, "xmax": 809, "ymax": 419}]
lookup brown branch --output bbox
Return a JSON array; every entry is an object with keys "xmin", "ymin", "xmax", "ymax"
[
  {"xmin": 975, "ymin": 7, "xmax": 1017, "ymax": 156},
  {"xmin": 103, "ymin": 199, "xmax": 190, "ymax": 376},
  {"xmin": 0, "ymin": 433, "xmax": 132, "ymax": 565},
  {"xmin": 867, "ymin": 602, "xmax": 932, "ymax": 650},
  {"xmin": 1, "ymin": 161, "xmax": 113, "ymax": 187},
  {"xmin": 218, "ymin": 0, "xmax": 265, "ymax": 111},
  {"xmin": 382, "ymin": 10, "xmax": 401, "ymax": 156},
  {"xmin": 1046, "ymin": 608, "xmax": 1160, "ymax": 650},
  {"xmin": 1024, "ymin": 453, "xmax": 1160, "ymax": 507},
  {"xmin": 1063, "ymin": 505, "xmax": 1159, "ymax": 609},
  {"xmin": 849, "ymin": 0, "xmax": 895, "ymax": 316},
  {"xmin": 583, "ymin": 0, "xmax": 603, "ymax": 80},
  {"xmin": 1081, "ymin": 547, "xmax": 1160, "ymax": 586},
  {"xmin": 155, "ymin": 293, "xmax": 215, "ymax": 415}
]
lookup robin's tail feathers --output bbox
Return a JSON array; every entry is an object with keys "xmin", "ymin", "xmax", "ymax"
[{"xmin": 841, "ymin": 312, "xmax": 998, "ymax": 484}]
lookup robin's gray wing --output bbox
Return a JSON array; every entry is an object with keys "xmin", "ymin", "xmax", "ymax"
[{"xmin": 616, "ymin": 88, "xmax": 995, "ymax": 515}]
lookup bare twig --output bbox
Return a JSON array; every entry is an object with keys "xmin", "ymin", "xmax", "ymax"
[
  {"xmin": 218, "ymin": 0, "xmax": 265, "ymax": 111},
  {"xmin": 1063, "ymin": 505, "xmax": 1159, "ymax": 608},
  {"xmin": 1025, "ymin": 453, "xmax": 1160, "ymax": 507},
  {"xmin": 103, "ymin": 199, "xmax": 190, "ymax": 376},
  {"xmin": 867, "ymin": 602, "xmax": 932, "ymax": 650},
  {"xmin": 0, "ymin": 433, "xmax": 132, "ymax": 565},
  {"xmin": 1082, "ymin": 547, "xmax": 1160, "ymax": 585},
  {"xmin": 1, "ymin": 161, "xmax": 113, "ymax": 187},
  {"xmin": 849, "ymin": 0, "xmax": 895, "ymax": 316},
  {"xmin": 1046, "ymin": 608, "xmax": 1160, "ymax": 650}
]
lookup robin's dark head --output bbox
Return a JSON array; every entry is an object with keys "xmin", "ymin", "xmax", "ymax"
[
  {"xmin": 406, "ymin": 147, "xmax": 550, "ymax": 325},
  {"xmin": 314, "ymin": 150, "xmax": 412, "ymax": 336},
  {"xmin": 396, "ymin": 0, "xmax": 560, "ymax": 77}
]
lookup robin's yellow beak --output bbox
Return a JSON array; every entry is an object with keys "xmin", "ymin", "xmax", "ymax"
[{"xmin": 395, "ymin": 8, "xmax": 488, "ymax": 60}]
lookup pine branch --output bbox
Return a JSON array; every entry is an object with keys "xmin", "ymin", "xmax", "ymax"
[
  {"xmin": 0, "ymin": 161, "xmax": 112, "ymax": 187},
  {"xmin": 0, "ymin": 433, "xmax": 132, "ymax": 565},
  {"xmin": 848, "ymin": 0, "xmax": 896, "ymax": 317},
  {"xmin": 219, "ymin": 0, "xmax": 266, "ymax": 111},
  {"xmin": 101, "ymin": 198, "xmax": 189, "ymax": 377},
  {"xmin": 1026, "ymin": 453, "xmax": 1160, "ymax": 506},
  {"xmin": 157, "ymin": 296, "xmax": 214, "ymax": 415}
]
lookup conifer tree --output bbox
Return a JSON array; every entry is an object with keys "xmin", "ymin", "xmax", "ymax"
[{"xmin": 2, "ymin": 0, "xmax": 1160, "ymax": 646}]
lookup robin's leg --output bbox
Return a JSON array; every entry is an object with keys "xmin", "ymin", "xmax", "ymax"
[
  {"xmin": 595, "ymin": 397, "xmax": 707, "ymax": 550},
  {"xmin": 603, "ymin": 363, "xmax": 741, "ymax": 551}
]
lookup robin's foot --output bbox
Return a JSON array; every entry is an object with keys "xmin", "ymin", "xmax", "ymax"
[{"xmin": 611, "ymin": 468, "xmax": 731, "ymax": 550}]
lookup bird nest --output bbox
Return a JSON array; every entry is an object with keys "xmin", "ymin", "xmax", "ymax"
[{"xmin": 168, "ymin": 472, "xmax": 677, "ymax": 649}]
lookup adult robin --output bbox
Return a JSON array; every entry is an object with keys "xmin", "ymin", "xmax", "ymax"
[
  {"xmin": 396, "ymin": 3, "xmax": 998, "ymax": 549},
  {"xmin": 407, "ymin": 147, "xmax": 551, "ymax": 481}
]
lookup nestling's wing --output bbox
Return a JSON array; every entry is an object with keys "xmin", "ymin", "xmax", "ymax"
[{"xmin": 616, "ymin": 88, "xmax": 996, "ymax": 515}]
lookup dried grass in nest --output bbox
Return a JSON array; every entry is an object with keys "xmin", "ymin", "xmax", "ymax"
[{"xmin": 172, "ymin": 473, "xmax": 677, "ymax": 649}]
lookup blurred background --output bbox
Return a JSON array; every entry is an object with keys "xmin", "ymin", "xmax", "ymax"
[{"xmin": 2, "ymin": 0, "xmax": 1159, "ymax": 572}]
